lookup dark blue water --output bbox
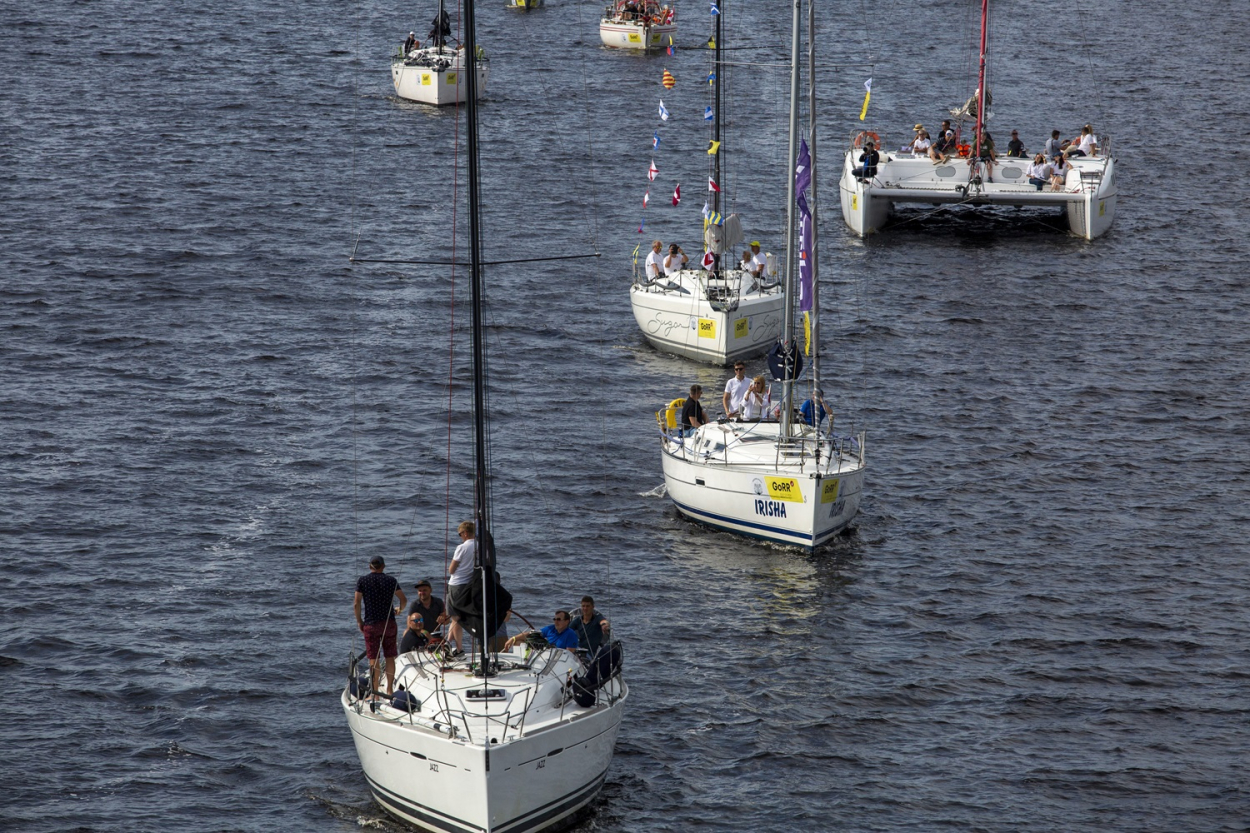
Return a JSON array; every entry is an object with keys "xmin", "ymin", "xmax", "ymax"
[{"xmin": 4, "ymin": 1, "xmax": 1250, "ymax": 831}]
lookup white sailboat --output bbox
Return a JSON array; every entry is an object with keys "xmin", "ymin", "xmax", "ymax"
[
  {"xmin": 392, "ymin": 0, "xmax": 490, "ymax": 106},
  {"xmin": 657, "ymin": 0, "xmax": 867, "ymax": 550},
  {"xmin": 600, "ymin": 0, "xmax": 677, "ymax": 51},
  {"xmin": 346, "ymin": 1, "xmax": 628, "ymax": 828},
  {"xmin": 838, "ymin": 0, "xmax": 1116, "ymax": 240},
  {"xmin": 628, "ymin": 4, "xmax": 785, "ymax": 366}
]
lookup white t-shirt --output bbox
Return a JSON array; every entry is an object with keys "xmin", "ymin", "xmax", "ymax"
[
  {"xmin": 912, "ymin": 136, "xmax": 931, "ymax": 154},
  {"xmin": 750, "ymin": 251, "xmax": 767, "ymax": 276},
  {"xmin": 724, "ymin": 376, "xmax": 752, "ymax": 414},
  {"xmin": 741, "ymin": 388, "xmax": 771, "ymax": 419},
  {"xmin": 664, "ymin": 252, "xmax": 686, "ymax": 275},
  {"xmin": 645, "ymin": 249, "xmax": 663, "ymax": 279},
  {"xmin": 449, "ymin": 539, "xmax": 476, "ymax": 585},
  {"xmin": 1078, "ymin": 133, "xmax": 1096, "ymax": 155}
]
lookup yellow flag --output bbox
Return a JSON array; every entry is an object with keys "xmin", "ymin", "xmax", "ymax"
[
  {"xmin": 803, "ymin": 312, "xmax": 812, "ymax": 355},
  {"xmin": 706, "ymin": 37, "xmax": 716, "ymax": 49},
  {"xmin": 708, "ymin": 140, "xmax": 721, "ymax": 155},
  {"xmin": 859, "ymin": 78, "xmax": 872, "ymax": 121},
  {"xmin": 632, "ymin": 243, "xmax": 641, "ymax": 265}
]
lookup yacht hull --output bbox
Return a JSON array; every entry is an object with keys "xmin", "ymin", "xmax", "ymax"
[
  {"xmin": 392, "ymin": 52, "xmax": 489, "ymax": 106},
  {"xmin": 344, "ymin": 689, "xmax": 625, "ymax": 833},
  {"xmin": 599, "ymin": 20, "xmax": 676, "ymax": 50}
]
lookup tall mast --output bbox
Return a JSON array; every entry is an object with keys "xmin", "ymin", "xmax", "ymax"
[
  {"xmin": 806, "ymin": 0, "xmax": 819, "ymax": 397},
  {"xmin": 780, "ymin": 0, "xmax": 801, "ymax": 440},
  {"xmin": 974, "ymin": 0, "xmax": 988, "ymax": 156},
  {"xmin": 711, "ymin": 0, "xmax": 724, "ymax": 275}
]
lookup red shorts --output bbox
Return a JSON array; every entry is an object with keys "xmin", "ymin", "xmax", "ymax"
[{"xmin": 362, "ymin": 619, "xmax": 398, "ymax": 659}]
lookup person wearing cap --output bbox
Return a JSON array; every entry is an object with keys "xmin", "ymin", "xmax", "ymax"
[
  {"xmin": 1006, "ymin": 130, "xmax": 1026, "ymax": 158},
  {"xmin": 407, "ymin": 578, "xmax": 447, "ymax": 634},
  {"xmin": 799, "ymin": 389, "xmax": 832, "ymax": 429},
  {"xmin": 854, "ymin": 141, "xmax": 880, "ymax": 181},
  {"xmin": 354, "ymin": 556, "xmax": 408, "ymax": 697},
  {"xmin": 663, "ymin": 242, "xmax": 688, "ymax": 276},
  {"xmin": 930, "ymin": 119, "xmax": 956, "ymax": 163},
  {"xmin": 403, "ymin": 31, "xmax": 418, "ymax": 53},
  {"xmin": 749, "ymin": 241, "xmax": 767, "ymax": 282},
  {"xmin": 644, "ymin": 239, "xmax": 664, "ymax": 282},
  {"xmin": 722, "ymin": 361, "xmax": 752, "ymax": 418}
]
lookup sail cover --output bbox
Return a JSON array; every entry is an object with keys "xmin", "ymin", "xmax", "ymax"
[{"xmin": 703, "ymin": 213, "xmax": 743, "ymax": 254}]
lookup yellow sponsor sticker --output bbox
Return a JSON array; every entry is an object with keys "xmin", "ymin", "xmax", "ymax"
[
  {"xmin": 446, "ymin": 72, "xmax": 457, "ymax": 84},
  {"xmin": 765, "ymin": 476, "xmax": 803, "ymax": 503},
  {"xmin": 697, "ymin": 318, "xmax": 716, "ymax": 339},
  {"xmin": 421, "ymin": 74, "xmax": 432, "ymax": 86},
  {"xmin": 628, "ymin": 33, "xmax": 642, "ymax": 42},
  {"xmin": 1098, "ymin": 200, "xmax": 1105, "ymax": 216},
  {"xmin": 820, "ymin": 479, "xmax": 841, "ymax": 504},
  {"xmin": 734, "ymin": 318, "xmax": 748, "ymax": 339},
  {"xmin": 851, "ymin": 195, "xmax": 858, "ymax": 210}
]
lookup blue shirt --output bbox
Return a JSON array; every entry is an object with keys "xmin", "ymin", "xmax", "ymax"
[
  {"xmin": 540, "ymin": 624, "xmax": 579, "ymax": 650},
  {"xmin": 799, "ymin": 398, "xmax": 828, "ymax": 426}
]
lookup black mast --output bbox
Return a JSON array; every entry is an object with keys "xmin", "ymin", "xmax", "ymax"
[{"xmin": 711, "ymin": 1, "xmax": 724, "ymax": 276}]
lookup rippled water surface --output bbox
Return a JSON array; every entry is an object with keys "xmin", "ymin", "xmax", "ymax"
[{"xmin": 4, "ymin": 1, "xmax": 1250, "ymax": 831}]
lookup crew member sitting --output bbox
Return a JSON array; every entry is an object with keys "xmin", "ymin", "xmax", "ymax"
[
  {"xmin": 854, "ymin": 142, "xmax": 880, "ymax": 181},
  {"xmin": 403, "ymin": 31, "xmax": 418, "ymax": 53},
  {"xmin": 503, "ymin": 610, "xmax": 580, "ymax": 651}
]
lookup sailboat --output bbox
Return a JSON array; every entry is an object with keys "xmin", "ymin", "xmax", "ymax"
[
  {"xmin": 600, "ymin": 0, "xmax": 677, "ymax": 51},
  {"xmin": 627, "ymin": 4, "xmax": 785, "ymax": 366},
  {"xmin": 345, "ymin": 1, "xmax": 628, "ymax": 829},
  {"xmin": 838, "ymin": 0, "xmax": 1116, "ymax": 240},
  {"xmin": 392, "ymin": 0, "xmax": 490, "ymax": 106},
  {"xmin": 656, "ymin": 0, "xmax": 866, "ymax": 550}
]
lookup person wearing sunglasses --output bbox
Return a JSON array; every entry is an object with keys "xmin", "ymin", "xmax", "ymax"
[{"xmin": 503, "ymin": 609, "xmax": 579, "ymax": 651}]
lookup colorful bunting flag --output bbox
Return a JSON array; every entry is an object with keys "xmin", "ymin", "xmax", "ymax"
[
  {"xmin": 653, "ymin": 131, "xmax": 660, "ymax": 150},
  {"xmin": 708, "ymin": 210, "xmax": 723, "ymax": 225},
  {"xmin": 662, "ymin": 69, "xmax": 675, "ymax": 89},
  {"xmin": 701, "ymin": 201, "xmax": 710, "ymax": 219},
  {"xmin": 711, "ymin": 0, "xmax": 720, "ymax": 15},
  {"xmin": 706, "ymin": 37, "xmax": 716, "ymax": 49},
  {"xmin": 707, "ymin": 140, "xmax": 721, "ymax": 155},
  {"xmin": 704, "ymin": 106, "xmax": 714, "ymax": 121},
  {"xmin": 672, "ymin": 183, "xmax": 681, "ymax": 206},
  {"xmin": 632, "ymin": 243, "xmax": 641, "ymax": 264},
  {"xmin": 643, "ymin": 190, "xmax": 650, "ymax": 208},
  {"xmin": 648, "ymin": 160, "xmax": 658, "ymax": 181},
  {"xmin": 659, "ymin": 99, "xmax": 670, "ymax": 121},
  {"xmin": 708, "ymin": 177, "xmax": 721, "ymax": 193},
  {"xmin": 707, "ymin": 71, "xmax": 716, "ymax": 85},
  {"xmin": 666, "ymin": 36, "xmax": 674, "ymax": 56},
  {"xmin": 638, "ymin": 218, "xmax": 645, "ymax": 233},
  {"xmin": 702, "ymin": 250, "xmax": 715, "ymax": 268},
  {"xmin": 859, "ymin": 77, "xmax": 872, "ymax": 121}
]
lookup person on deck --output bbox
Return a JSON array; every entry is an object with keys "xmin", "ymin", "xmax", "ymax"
[
  {"xmin": 1049, "ymin": 154, "xmax": 1070, "ymax": 191},
  {"xmin": 645, "ymin": 239, "xmax": 664, "ymax": 281},
  {"xmin": 680, "ymin": 385, "xmax": 708, "ymax": 437},
  {"xmin": 722, "ymin": 362, "xmax": 751, "ymax": 418},
  {"xmin": 1026, "ymin": 154, "xmax": 1052, "ymax": 191},
  {"xmin": 403, "ymin": 32, "xmax": 418, "ymax": 53},
  {"xmin": 740, "ymin": 375, "xmax": 771, "ymax": 420},
  {"xmin": 664, "ymin": 243, "xmax": 688, "ymax": 275},
  {"xmin": 1006, "ymin": 130, "xmax": 1026, "ymax": 157},
  {"xmin": 930, "ymin": 120, "xmax": 956, "ymax": 163},
  {"xmin": 502, "ymin": 610, "xmax": 580, "ymax": 651},
  {"xmin": 854, "ymin": 142, "xmax": 880, "ymax": 181},
  {"xmin": 569, "ymin": 596, "xmax": 612, "ymax": 656},
  {"xmin": 445, "ymin": 521, "xmax": 477, "ymax": 655},
  {"xmin": 799, "ymin": 389, "xmax": 832, "ymax": 428},
  {"xmin": 399, "ymin": 610, "xmax": 428, "ymax": 653},
  {"xmin": 1043, "ymin": 130, "xmax": 1066, "ymax": 160},
  {"xmin": 971, "ymin": 131, "xmax": 996, "ymax": 182},
  {"xmin": 1066, "ymin": 124, "xmax": 1097, "ymax": 158},
  {"xmin": 749, "ymin": 242, "xmax": 767, "ymax": 281},
  {"xmin": 354, "ymin": 556, "xmax": 407, "ymax": 697},
  {"xmin": 911, "ymin": 128, "xmax": 931, "ymax": 156},
  {"xmin": 407, "ymin": 579, "xmax": 447, "ymax": 635}
]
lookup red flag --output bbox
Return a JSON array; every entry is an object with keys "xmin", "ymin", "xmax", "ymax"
[
  {"xmin": 701, "ymin": 251, "xmax": 715, "ymax": 269},
  {"xmin": 648, "ymin": 160, "xmax": 658, "ymax": 182},
  {"xmin": 643, "ymin": 191, "xmax": 650, "ymax": 208},
  {"xmin": 672, "ymin": 183, "xmax": 681, "ymax": 206},
  {"xmin": 708, "ymin": 177, "xmax": 721, "ymax": 193}
]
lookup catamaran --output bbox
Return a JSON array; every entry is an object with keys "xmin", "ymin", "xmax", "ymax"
[
  {"xmin": 347, "ymin": 2, "xmax": 627, "ymax": 829},
  {"xmin": 656, "ymin": 0, "xmax": 866, "ymax": 550},
  {"xmin": 838, "ymin": 0, "xmax": 1117, "ymax": 240}
]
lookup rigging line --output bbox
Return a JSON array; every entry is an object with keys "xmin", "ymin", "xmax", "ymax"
[
  {"xmin": 444, "ymin": 0, "xmax": 465, "ymax": 589},
  {"xmin": 349, "ymin": 253, "xmax": 602, "ymax": 267},
  {"xmin": 349, "ymin": 0, "xmax": 362, "ymax": 578},
  {"xmin": 575, "ymin": 0, "xmax": 601, "ymax": 251}
]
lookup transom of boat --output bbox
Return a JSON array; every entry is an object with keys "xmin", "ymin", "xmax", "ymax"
[
  {"xmin": 633, "ymin": 268, "xmax": 782, "ymax": 301},
  {"xmin": 847, "ymin": 152, "xmax": 1112, "ymax": 204}
]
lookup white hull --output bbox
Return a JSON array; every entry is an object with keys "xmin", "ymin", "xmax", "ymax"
[
  {"xmin": 839, "ymin": 149, "xmax": 1117, "ymax": 239},
  {"xmin": 344, "ymin": 647, "xmax": 626, "ymax": 833},
  {"xmin": 392, "ymin": 47, "xmax": 489, "ymax": 106},
  {"xmin": 630, "ymin": 268, "xmax": 784, "ymax": 365},
  {"xmin": 599, "ymin": 19, "xmax": 676, "ymax": 50},
  {"xmin": 659, "ymin": 420, "xmax": 866, "ymax": 550}
]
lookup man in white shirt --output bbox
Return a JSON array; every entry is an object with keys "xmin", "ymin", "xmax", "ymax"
[
  {"xmin": 722, "ymin": 361, "xmax": 752, "ymax": 417},
  {"xmin": 663, "ymin": 243, "xmax": 688, "ymax": 275},
  {"xmin": 749, "ymin": 241, "xmax": 767, "ymax": 281},
  {"xmin": 446, "ymin": 520, "xmax": 477, "ymax": 654},
  {"xmin": 644, "ymin": 240, "xmax": 664, "ymax": 281}
]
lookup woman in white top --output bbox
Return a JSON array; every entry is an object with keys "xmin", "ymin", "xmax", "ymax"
[
  {"xmin": 1026, "ymin": 154, "xmax": 1051, "ymax": 191},
  {"xmin": 740, "ymin": 375, "xmax": 771, "ymax": 420},
  {"xmin": 1049, "ymin": 154, "xmax": 1069, "ymax": 191}
]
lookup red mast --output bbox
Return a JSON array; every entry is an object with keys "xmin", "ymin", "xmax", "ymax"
[{"xmin": 974, "ymin": 0, "xmax": 988, "ymax": 156}]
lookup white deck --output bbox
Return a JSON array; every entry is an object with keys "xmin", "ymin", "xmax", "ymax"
[{"xmin": 839, "ymin": 150, "xmax": 1117, "ymax": 239}]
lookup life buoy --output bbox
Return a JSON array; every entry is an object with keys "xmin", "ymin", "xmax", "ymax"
[
  {"xmin": 665, "ymin": 398, "xmax": 685, "ymax": 429},
  {"xmin": 853, "ymin": 131, "xmax": 881, "ymax": 149},
  {"xmin": 956, "ymin": 143, "xmax": 971, "ymax": 158}
]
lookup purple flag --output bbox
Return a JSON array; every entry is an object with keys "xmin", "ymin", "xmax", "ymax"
[{"xmin": 796, "ymin": 139, "xmax": 814, "ymax": 312}]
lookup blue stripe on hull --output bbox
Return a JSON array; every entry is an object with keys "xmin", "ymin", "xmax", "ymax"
[{"xmin": 670, "ymin": 497, "xmax": 847, "ymax": 549}]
